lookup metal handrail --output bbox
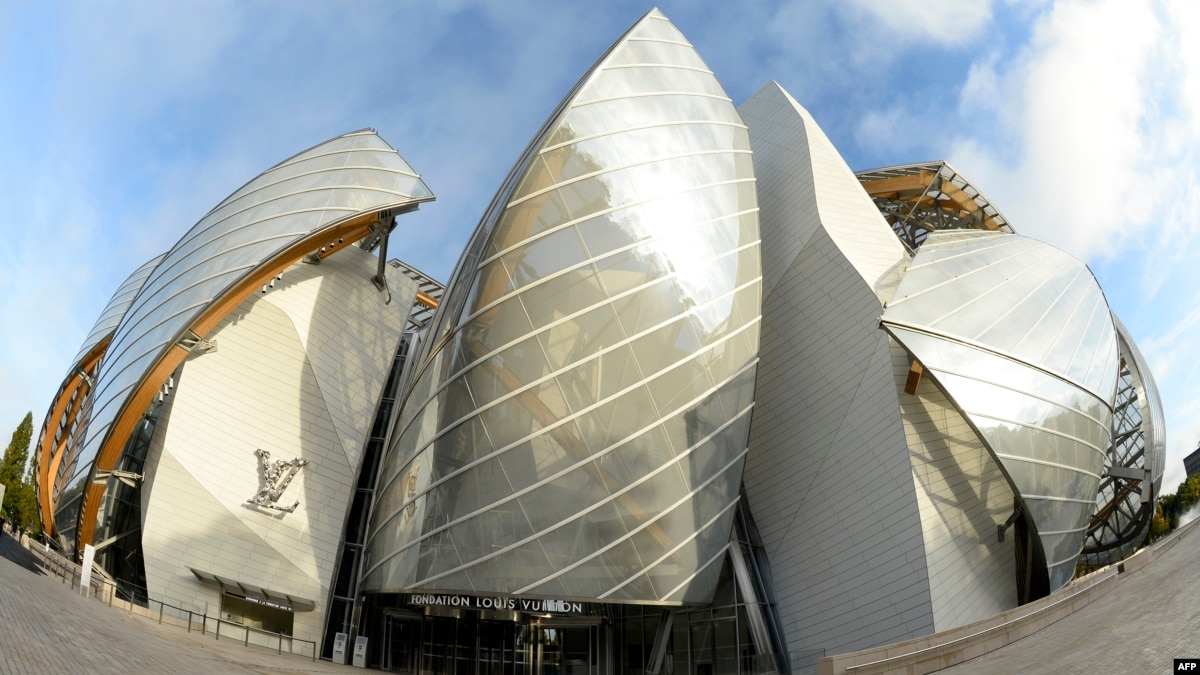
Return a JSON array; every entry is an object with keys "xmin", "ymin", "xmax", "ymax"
[{"xmin": 27, "ymin": 544, "xmax": 317, "ymax": 662}]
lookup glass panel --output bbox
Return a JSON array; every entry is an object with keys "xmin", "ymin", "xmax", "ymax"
[
  {"xmin": 512, "ymin": 154, "xmax": 557, "ymax": 203},
  {"xmin": 593, "ymin": 245, "xmax": 673, "ymax": 300},
  {"xmin": 444, "ymin": 538, "xmax": 553, "ymax": 591},
  {"xmin": 519, "ymin": 267, "xmax": 608, "ymax": 333},
  {"xmin": 540, "ymin": 124, "xmax": 747, "ymax": 193},
  {"xmin": 461, "ymin": 256, "xmax": 517, "ymax": 318},
  {"xmin": 548, "ymin": 95, "xmax": 741, "ymax": 148},
  {"xmin": 490, "ymin": 190, "xmax": 572, "ymax": 254},
  {"xmin": 494, "ymin": 225, "xmax": 590, "ymax": 297},
  {"xmin": 610, "ymin": 38, "xmax": 708, "ymax": 69},
  {"xmin": 541, "ymin": 525, "xmax": 640, "ymax": 598},
  {"xmin": 630, "ymin": 15, "xmax": 689, "ymax": 42},
  {"xmin": 577, "ymin": 66, "xmax": 726, "ymax": 104},
  {"xmin": 462, "ymin": 335, "xmax": 549, "ymax": 409},
  {"xmin": 484, "ymin": 402, "xmax": 545, "ymax": 476},
  {"xmin": 537, "ymin": 303, "xmax": 629, "ymax": 371},
  {"xmin": 461, "ymin": 295, "xmax": 536, "ymax": 358}
]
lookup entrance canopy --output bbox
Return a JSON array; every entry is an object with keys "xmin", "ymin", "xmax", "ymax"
[{"xmin": 190, "ymin": 568, "xmax": 317, "ymax": 612}]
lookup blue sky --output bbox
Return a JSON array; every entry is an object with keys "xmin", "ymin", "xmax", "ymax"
[{"xmin": 2, "ymin": 0, "xmax": 1198, "ymax": 491}]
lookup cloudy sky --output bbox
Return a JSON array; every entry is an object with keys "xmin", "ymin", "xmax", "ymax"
[{"xmin": 2, "ymin": 0, "xmax": 1198, "ymax": 490}]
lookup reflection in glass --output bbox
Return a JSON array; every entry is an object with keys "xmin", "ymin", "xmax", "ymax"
[
  {"xmin": 884, "ymin": 231, "xmax": 1119, "ymax": 594},
  {"xmin": 364, "ymin": 10, "xmax": 760, "ymax": 604}
]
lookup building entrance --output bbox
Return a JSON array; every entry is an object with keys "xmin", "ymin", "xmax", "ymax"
[{"xmin": 382, "ymin": 610, "xmax": 600, "ymax": 674}]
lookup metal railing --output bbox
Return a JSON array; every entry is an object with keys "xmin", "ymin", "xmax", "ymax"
[{"xmin": 27, "ymin": 543, "xmax": 317, "ymax": 662}]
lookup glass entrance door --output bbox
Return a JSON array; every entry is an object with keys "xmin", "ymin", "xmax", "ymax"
[
  {"xmin": 383, "ymin": 613, "xmax": 421, "ymax": 674},
  {"xmin": 536, "ymin": 624, "xmax": 598, "ymax": 675},
  {"xmin": 381, "ymin": 614, "xmax": 600, "ymax": 674},
  {"xmin": 688, "ymin": 618, "xmax": 737, "ymax": 675},
  {"xmin": 479, "ymin": 621, "xmax": 527, "ymax": 675}
]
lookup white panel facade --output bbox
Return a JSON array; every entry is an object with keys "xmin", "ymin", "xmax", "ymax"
[
  {"xmin": 742, "ymin": 82, "xmax": 907, "ymax": 302},
  {"xmin": 740, "ymin": 84, "xmax": 934, "ymax": 654},
  {"xmin": 140, "ymin": 249, "xmax": 413, "ymax": 643}
]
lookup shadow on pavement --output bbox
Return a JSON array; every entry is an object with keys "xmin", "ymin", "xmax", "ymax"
[{"xmin": 0, "ymin": 533, "xmax": 46, "ymax": 574}]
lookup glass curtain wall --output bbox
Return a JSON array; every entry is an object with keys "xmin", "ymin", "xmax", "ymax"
[
  {"xmin": 883, "ymin": 230, "xmax": 1118, "ymax": 592},
  {"xmin": 363, "ymin": 9, "xmax": 761, "ymax": 605}
]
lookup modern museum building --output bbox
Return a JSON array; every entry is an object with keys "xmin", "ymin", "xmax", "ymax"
[{"xmin": 35, "ymin": 9, "xmax": 1165, "ymax": 674}]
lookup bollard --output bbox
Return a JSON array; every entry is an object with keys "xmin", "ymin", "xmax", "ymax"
[
  {"xmin": 187, "ymin": 610, "xmax": 192, "ymax": 633},
  {"xmin": 202, "ymin": 613, "xmax": 207, "ymax": 636},
  {"xmin": 244, "ymin": 626, "xmax": 250, "ymax": 647},
  {"xmin": 216, "ymin": 620, "xmax": 221, "ymax": 641},
  {"xmin": 278, "ymin": 634, "xmax": 283, "ymax": 655},
  {"xmin": 158, "ymin": 602, "xmax": 164, "ymax": 624}
]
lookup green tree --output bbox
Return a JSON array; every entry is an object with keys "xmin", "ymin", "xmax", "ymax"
[
  {"xmin": 0, "ymin": 412, "xmax": 32, "ymax": 487},
  {"xmin": 1177, "ymin": 474, "xmax": 1200, "ymax": 514},
  {"xmin": 1160, "ymin": 491, "xmax": 1181, "ymax": 531},
  {"xmin": 0, "ymin": 412, "xmax": 37, "ymax": 534},
  {"xmin": 1149, "ymin": 501, "xmax": 1172, "ymax": 542}
]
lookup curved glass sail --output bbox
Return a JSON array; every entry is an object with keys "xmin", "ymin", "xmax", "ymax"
[
  {"xmin": 363, "ymin": 8, "xmax": 762, "ymax": 604},
  {"xmin": 882, "ymin": 230, "xmax": 1118, "ymax": 591},
  {"xmin": 40, "ymin": 254, "xmax": 164, "ymax": 540},
  {"xmin": 59, "ymin": 129, "xmax": 433, "ymax": 553},
  {"xmin": 74, "ymin": 255, "xmax": 166, "ymax": 366}
]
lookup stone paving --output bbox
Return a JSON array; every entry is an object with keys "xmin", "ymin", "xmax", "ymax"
[
  {"xmin": 0, "ymin": 532, "xmax": 357, "ymax": 674},
  {"xmin": 940, "ymin": 526, "xmax": 1200, "ymax": 675},
  {"xmin": 3, "ymin": 519, "xmax": 1200, "ymax": 674}
]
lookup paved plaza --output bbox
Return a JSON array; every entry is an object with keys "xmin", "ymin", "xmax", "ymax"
[
  {"xmin": 2, "ymin": 522, "xmax": 1199, "ymax": 673},
  {"xmin": 0, "ymin": 532, "xmax": 356, "ymax": 674},
  {"xmin": 941, "ymin": 524, "xmax": 1200, "ymax": 674}
]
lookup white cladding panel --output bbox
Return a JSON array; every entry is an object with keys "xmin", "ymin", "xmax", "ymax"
[
  {"xmin": 742, "ymin": 82, "xmax": 907, "ymax": 303},
  {"xmin": 740, "ymin": 84, "xmax": 934, "ymax": 654},
  {"xmin": 140, "ymin": 249, "xmax": 411, "ymax": 643}
]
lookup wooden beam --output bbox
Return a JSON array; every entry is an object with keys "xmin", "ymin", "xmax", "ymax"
[
  {"xmin": 36, "ymin": 336, "xmax": 110, "ymax": 536},
  {"xmin": 904, "ymin": 360, "xmax": 924, "ymax": 396},
  {"xmin": 859, "ymin": 170, "xmax": 934, "ymax": 197},
  {"xmin": 937, "ymin": 181, "xmax": 999, "ymax": 231},
  {"xmin": 416, "ymin": 290, "xmax": 439, "ymax": 309}
]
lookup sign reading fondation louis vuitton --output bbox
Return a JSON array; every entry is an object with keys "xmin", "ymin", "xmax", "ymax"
[{"xmin": 409, "ymin": 593, "xmax": 585, "ymax": 614}]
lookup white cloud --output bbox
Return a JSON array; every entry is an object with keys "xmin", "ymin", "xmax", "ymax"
[
  {"xmin": 948, "ymin": 0, "xmax": 1173, "ymax": 262},
  {"xmin": 831, "ymin": 0, "xmax": 1200, "ymax": 507},
  {"xmin": 1168, "ymin": 0, "xmax": 1200, "ymax": 135},
  {"xmin": 844, "ymin": 0, "xmax": 994, "ymax": 47},
  {"xmin": 0, "ymin": 0, "xmax": 632, "ymax": 436}
]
